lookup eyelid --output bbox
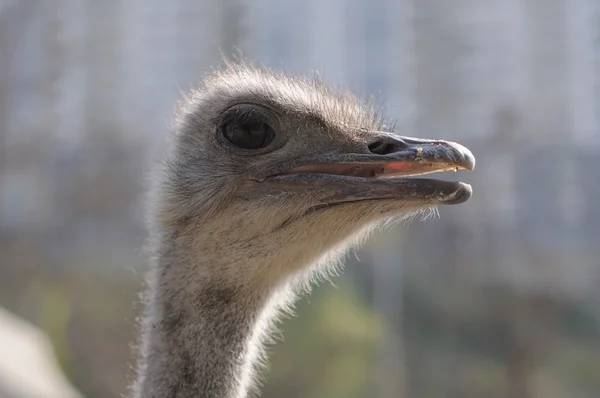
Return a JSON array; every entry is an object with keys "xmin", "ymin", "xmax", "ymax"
[
  {"xmin": 227, "ymin": 108, "xmax": 267, "ymax": 126},
  {"xmin": 217, "ymin": 103, "xmax": 280, "ymax": 126}
]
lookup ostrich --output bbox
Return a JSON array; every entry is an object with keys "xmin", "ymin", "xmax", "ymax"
[{"xmin": 131, "ymin": 64, "xmax": 475, "ymax": 398}]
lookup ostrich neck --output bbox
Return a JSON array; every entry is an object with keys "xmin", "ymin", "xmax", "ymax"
[{"xmin": 133, "ymin": 236, "xmax": 274, "ymax": 398}]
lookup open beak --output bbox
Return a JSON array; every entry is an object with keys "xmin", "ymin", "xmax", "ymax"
[{"xmin": 262, "ymin": 134, "xmax": 475, "ymax": 206}]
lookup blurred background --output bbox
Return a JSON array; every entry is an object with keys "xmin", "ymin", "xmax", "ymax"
[{"xmin": 1, "ymin": 0, "xmax": 599, "ymax": 397}]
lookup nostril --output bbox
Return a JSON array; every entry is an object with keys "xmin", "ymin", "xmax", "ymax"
[
  {"xmin": 367, "ymin": 141, "xmax": 391, "ymax": 154},
  {"xmin": 367, "ymin": 138, "xmax": 406, "ymax": 155}
]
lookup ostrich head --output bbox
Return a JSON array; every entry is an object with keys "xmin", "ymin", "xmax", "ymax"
[
  {"xmin": 134, "ymin": 64, "xmax": 476, "ymax": 398},
  {"xmin": 153, "ymin": 65, "xmax": 474, "ymax": 291}
]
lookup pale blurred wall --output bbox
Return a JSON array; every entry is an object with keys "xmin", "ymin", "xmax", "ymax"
[{"xmin": 0, "ymin": 307, "xmax": 82, "ymax": 398}]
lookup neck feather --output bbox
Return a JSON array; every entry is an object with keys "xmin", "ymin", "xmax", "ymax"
[{"xmin": 132, "ymin": 234, "xmax": 280, "ymax": 398}]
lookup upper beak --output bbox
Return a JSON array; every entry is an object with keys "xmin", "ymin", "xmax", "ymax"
[
  {"xmin": 285, "ymin": 134, "xmax": 475, "ymax": 178},
  {"xmin": 376, "ymin": 134, "xmax": 475, "ymax": 174},
  {"xmin": 261, "ymin": 133, "xmax": 476, "ymax": 205}
]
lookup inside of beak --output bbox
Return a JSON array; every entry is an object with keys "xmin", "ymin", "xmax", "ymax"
[{"xmin": 280, "ymin": 160, "xmax": 464, "ymax": 179}]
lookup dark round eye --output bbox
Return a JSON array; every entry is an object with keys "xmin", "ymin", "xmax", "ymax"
[{"xmin": 222, "ymin": 120, "xmax": 276, "ymax": 150}]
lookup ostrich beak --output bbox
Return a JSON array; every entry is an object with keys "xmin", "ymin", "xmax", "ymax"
[{"xmin": 262, "ymin": 134, "xmax": 476, "ymax": 205}]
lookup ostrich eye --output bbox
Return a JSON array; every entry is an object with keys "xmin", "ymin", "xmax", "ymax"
[{"xmin": 222, "ymin": 120, "xmax": 276, "ymax": 150}]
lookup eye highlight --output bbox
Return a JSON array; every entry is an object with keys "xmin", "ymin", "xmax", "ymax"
[{"xmin": 221, "ymin": 119, "xmax": 276, "ymax": 150}]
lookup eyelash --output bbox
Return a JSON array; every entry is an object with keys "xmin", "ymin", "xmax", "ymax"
[{"xmin": 228, "ymin": 109, "xmax": 265, "ymax": 125}]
